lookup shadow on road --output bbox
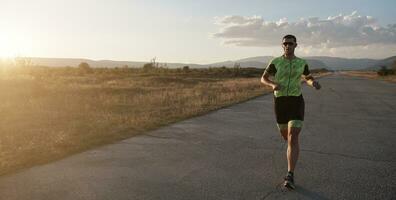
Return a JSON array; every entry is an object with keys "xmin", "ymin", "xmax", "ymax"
[{"xmin": 295, "ymin": 186, "xmax": 331, "ymax": 200}]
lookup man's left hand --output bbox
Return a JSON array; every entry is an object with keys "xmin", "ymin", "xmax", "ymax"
[{"xmin": 313, "ymin": 81, "xmax": 321, "ymax": 90}]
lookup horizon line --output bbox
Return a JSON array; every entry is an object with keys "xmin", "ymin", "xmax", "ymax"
[{"xmin": 2, "ymin": 54, "xmax": 394, "ymax": 65}]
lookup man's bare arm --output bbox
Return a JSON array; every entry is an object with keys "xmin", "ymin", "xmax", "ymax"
[
  {"xmin": 261, "ymin": 71, "xmax": 281, "ymax": 91},
  {"xmin": 303, "ymin": 74, "xmax": 321, "ymax": 90}
]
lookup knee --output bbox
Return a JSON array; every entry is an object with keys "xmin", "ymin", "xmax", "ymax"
[{"xmin": 288, "ymin": 128, "xmax": 301, "ymax": 143}]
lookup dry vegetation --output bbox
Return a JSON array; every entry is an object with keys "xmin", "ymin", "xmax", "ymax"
[
  {"xmin": 0, "ymin": 64, "xmax": 329, "ymax": 176},
  {"xmin": 340, "ymin": 71, "xmax": 396, "ymax": 83},
  {"xmin": 0, "ymin": 65, "xmax": 272, "ymax": 176}
]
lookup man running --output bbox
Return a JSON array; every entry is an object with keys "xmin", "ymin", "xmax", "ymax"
[{"xmin": 260, "ymin": 34, "xmax": 321, "ymax": 189}]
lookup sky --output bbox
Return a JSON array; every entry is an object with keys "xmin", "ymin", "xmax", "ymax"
[{"xmin": 0, "ymin": 0, "xmax": 395, "ymax": 64}]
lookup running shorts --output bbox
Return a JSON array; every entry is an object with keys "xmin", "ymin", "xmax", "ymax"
[{"xmin": 274, "ymin": 95, "xmax": 305, "ymax": 129}]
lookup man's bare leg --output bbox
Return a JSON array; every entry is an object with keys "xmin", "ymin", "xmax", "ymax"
[
  {"xmin": 280, "ymin": 129, "xmax": 288, "ymax": 141},
  {"xmin": 283, "ymin": 127, "xmax": 301, "ymax": 189},
  {"xmin": 287, "ymin": 127, "xmax": 301, "ymax": 172}
]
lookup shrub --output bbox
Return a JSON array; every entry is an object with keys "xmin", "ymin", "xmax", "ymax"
[
  {"xmin": 78, "ymin": 62, "xmax": 93, "ymax": 74},
  {"xmin": 182, "ymin": 66, "xmax": 190, "ymax": 72},
  {"xmin": 143, "ymin": 63, "xmax": 155, "ymax": 71},
  {"xmin": 377, "ymin": 66, "xmax": 394, "ymax": 76}
]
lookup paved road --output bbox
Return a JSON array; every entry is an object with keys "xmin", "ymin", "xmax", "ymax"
[{"xmin": 0, "ymin": 74, "xmax": 395, "ymax": 200}]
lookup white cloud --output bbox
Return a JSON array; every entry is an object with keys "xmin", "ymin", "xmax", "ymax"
[
  {"xmin": 213, "ymin": 11, "xmax": 396, "ymax": 48},
  {"xmin": 297, "ymin": 44, "xmax": 396, "ymax": 58}
]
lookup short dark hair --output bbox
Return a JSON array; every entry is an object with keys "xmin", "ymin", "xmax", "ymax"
[{"xmin": 283, "ymin": 34, "xmax": 297, "ymax": 43}]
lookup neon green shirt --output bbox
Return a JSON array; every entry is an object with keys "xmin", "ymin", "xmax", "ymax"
[{"xmin": 265, "ymin": 56, "xmax": 310, "ymax": 97}]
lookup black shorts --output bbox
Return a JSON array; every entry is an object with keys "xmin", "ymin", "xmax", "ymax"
[{"xmin": 274, "ymin": 95, "xmax": 305, "ymax": 124}]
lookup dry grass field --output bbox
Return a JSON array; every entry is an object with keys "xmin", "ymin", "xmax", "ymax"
[
  {"xmin": 0, "ymin": 66, "xmax": 273, "ymax": 176},
  {"xmin": 0, "ymin": 65, "xmax": 329, "ymax": 176},
  {"xmin": 340, "ymin": 71, "xmax": 396, "ymax": 83}
]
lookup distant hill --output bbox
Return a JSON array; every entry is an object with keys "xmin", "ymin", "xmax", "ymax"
[
  {"xmin": 22, "ymin": 55, "xmax": 395, "ymax": 71},
  {"xmin": 305, "ymin": 59, "xmax": 328, "ymax": 69},
  {"xmin": 26, "ymin": 57, "xmax": 206, "ymax": 69},
  {"xmin": 236, "ymin": 56, "xmax": 274, "ymax": 63},
  {"xmin": 305, "ymin": 56, "xmax": 379, "ymax": 70},
  {"xmin": 26, "ymin": 57, "xmax": 146, "ymax": 68},
  {"xmin": 208, "ymin": 56, "xmax": 327, "ymax": 69},
  {"xmin": 207, "ymin": 60, "xmax": 267, "ymax": 68},
  {"xmin": 365, "ymin": 56, "xmax": 396, "ymax": 70}
]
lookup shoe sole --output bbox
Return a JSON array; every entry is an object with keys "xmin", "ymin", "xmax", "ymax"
[{"xmin": 283, "ymin": 181, "xmax": 296, "ymax": 190}]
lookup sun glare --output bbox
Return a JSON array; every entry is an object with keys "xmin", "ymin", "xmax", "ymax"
[{"xmin": 0, "ymin": 31, "xmax": 32, "ymax": 60}]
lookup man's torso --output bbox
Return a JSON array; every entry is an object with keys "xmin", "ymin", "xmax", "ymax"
[{"xmin": 265, "ymin": 56, "xmax": 309, "ymax": 97}]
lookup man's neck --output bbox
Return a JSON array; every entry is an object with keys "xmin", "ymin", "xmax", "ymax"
[{"xmin": 283, "ymin": 54, "xmax": 295, "ymax": 60}]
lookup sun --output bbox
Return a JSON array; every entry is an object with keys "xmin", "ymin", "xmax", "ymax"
[
  {"xmin": 0, "ymin": 31, "xmax": 32, "ymax": 60},
  {"xmin": 0, "ymin": 33, "xmax": 15, "ymax": 58}
]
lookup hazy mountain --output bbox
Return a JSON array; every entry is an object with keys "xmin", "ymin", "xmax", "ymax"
[
  {"xmin": 26, "ymin": 57, "xmax": 207, "ymax": 68},
  {"xmin": 236, "ymin": 56, "xmax": 274, "ymax": 63},
  {"xmin": 365, "ymin": 56, "xmax": 396, "ymax": 70},
  {"xmin": 205, "ymin": 60, "xmax": 235, "ymax": 67},
  {"xmin": 206, "ymin": 60, "xmax": 268, "ymax": 68},
  {"xmin": 23, "ymin": 55, "xmax": 395, "ymax": 71},
  {"xmin": 305, "ymin": 56, "xmax": 396, "ymax": 70},
  {"xmin": 208, "ymin": 56, "xmax": 327, "ymax": 69},
  {"xmin": 305, "ymin": 56, "xmax": 379, "ymax": 70},
  {"xmin": 305, "ymin": 59, "xmax": 328, "ymax": 69},
  {"xmin": 26, "ymin": 57, "xmax": 146, "ymax": 68}
]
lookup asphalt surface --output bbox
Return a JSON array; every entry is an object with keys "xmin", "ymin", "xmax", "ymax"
[{"xmin": 0, "ymin": 74, "xmax": 395, "ymax": 200}]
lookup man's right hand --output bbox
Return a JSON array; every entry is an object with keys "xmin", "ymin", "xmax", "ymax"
[{"xmin": 272, "ymin": 83, "xmax": 281, "ymax": 91}]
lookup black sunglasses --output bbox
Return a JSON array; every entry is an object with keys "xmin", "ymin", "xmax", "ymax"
[{"xmin": 283, "ymin": 42, "xmax": 295, "ymax": 46}]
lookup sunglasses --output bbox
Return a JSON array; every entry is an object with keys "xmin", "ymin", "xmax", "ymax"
[{"xmin": 282, "ymin": 42, "xmax": 295, "ymax": 46}]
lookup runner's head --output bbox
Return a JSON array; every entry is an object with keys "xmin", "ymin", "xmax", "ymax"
[{"xmin": 282, "ymin": 35, "xmax": 297, "ymax": 56}]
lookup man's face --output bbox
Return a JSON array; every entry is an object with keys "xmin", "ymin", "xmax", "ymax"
[{"xmin": 282, "ymin": 38, "xmax": 297, "ymax": 55}]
